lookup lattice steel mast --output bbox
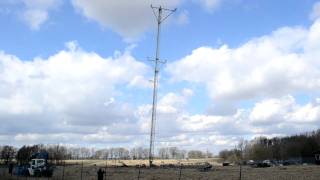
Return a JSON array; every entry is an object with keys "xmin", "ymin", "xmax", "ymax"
[{"xmin": 149, "ymin": 5, "xmax": 176, "ymax": 167}]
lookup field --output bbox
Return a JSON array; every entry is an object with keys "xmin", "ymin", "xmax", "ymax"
[{"xmin": 1, "ymin": 159, "xmax": 320, "ymax": 180}]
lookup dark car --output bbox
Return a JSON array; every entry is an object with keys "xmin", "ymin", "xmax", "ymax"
[{"xmin": 13, "ymin": 164, "xmax": 29, "ymax": 176}]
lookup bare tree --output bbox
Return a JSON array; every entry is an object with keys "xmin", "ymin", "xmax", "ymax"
[
  {"xmin": 177, "ymin": 149, "xmax": 187, "ymax": 159},
  {"xmin": 188, "ymin": 150, "xmax": 205, "ymax": 159},
  {"xmin": 1, "ymin": 146, "xmax": 16, "ymax": 164},
  {"xmin": 169, "ymin": 147, "xmax": 178, "ymax": 159},
  {"xmin": 158, "ymin": 148, "xmax": 169, "ymax": 159}
]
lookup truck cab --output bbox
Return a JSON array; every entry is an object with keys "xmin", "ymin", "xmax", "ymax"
[
  {"xmin": 28, "ymin": 159, "xmax": 48, "ymax": 176},
  {"xmin": 30, "ymin": 159, "xmax": 46, "ymax": 169}
]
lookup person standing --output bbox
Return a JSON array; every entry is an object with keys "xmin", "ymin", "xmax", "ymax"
[
  {"xmin": 8, "ymin": 163, "xmax": 14, "ymax": 176},
  {"xmin": 97, "ymin": 168, "xmax": 105, "ymax": 180}
]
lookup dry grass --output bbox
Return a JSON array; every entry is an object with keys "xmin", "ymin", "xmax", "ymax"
[
  {"xmin": 1, "ymin": 160, "xmax": 320, "ymax": 180},
  {"xmin": 64, "ymin": 158, "xmax": 221, "ymax": 167}
]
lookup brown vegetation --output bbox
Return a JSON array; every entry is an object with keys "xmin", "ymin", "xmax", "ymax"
[{"xmin": 0, "ymin": 160, "xmax": 320, "ymax": 180}]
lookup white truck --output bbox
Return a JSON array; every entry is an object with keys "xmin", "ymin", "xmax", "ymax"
[
  {"xmin": 28, "ymin": 159, "xmax": 47, "ymax": 176},
  {"xmin": 27, "ymin": 152, "xmax": 54, "ymax": 177}
]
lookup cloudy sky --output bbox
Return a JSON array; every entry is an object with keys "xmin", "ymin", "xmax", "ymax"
[{"xmin": 1, "ymin": 0, "xmax": 320, "ymax": 153}]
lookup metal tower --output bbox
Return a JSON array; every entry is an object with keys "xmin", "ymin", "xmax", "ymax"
[{"xmin": 149, "ymin": 5, "xmax": 176, "ymax": 167}]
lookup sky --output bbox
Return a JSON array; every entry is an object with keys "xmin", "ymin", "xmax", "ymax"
[{"xmin": 1, "ymin": 0, "xmax": 320, "ymax": 154}]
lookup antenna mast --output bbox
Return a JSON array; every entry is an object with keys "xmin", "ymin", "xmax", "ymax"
[{"xmin": 149, "ymin": 5, "xmax": 176, "ymax": 167}]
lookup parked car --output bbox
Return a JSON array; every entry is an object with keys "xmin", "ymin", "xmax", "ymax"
[
  {"xmin": 247, "ymin": 160, "xmax": 255, "ymax": 166},
  {"xmin": 252, "ymin": 160, "xmax": 271, "ymax": 168},
  {"xmin": 263, "ymin": 160, "xmax": 272, "ymax": 166},
  {"xmin": 222, "ymin": 162, "xmax": 230, "ymax": 166}
]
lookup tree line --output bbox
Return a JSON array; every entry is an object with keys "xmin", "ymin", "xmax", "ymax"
[
  {"xmin": 2, "ymin": 129, "xmax": 320, "ymax": 165},
  {"xmin": 0, "ymin": 144, "xmax": 213, "ymax": 164},
  {"xmin": 219, "ymin": 129, "xmax": 320, "ymax": 162}
]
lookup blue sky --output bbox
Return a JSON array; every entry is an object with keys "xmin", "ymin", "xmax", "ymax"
[
  {"xmin": 1, "ymin": 0, "xmax": 320, "ymax": 153},
  {"xmin": 0, "ymin": 0, "xmax": 316, "ymax": 60}
]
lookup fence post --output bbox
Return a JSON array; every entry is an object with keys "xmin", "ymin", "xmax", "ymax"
[
  {"xmin": 80, "ymin": 160, "xmax": 83, "ymax": 180},
  {"xmin": 239, "ymin": 163, "xmax": 242, "ymax": 180},
  {"xmin": 178, "ymin": 164, "xmax": 182, "ymax": 180},
  {"xmin": 137, "ymin": 165, "xmax": 141, "ymax": 180},
  {"xmin": 105, "ymin": 160, "xmax": 107, "ymax": 180},
  {"xmin": 62, "ymin": 161, "xmax": 65, "ymax": 180}
]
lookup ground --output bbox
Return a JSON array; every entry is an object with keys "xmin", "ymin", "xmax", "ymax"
[{"xmin": 0, "ymin": 159, "xmax": 320, "ymax": 180}]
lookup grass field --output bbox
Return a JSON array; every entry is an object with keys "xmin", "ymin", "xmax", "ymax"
[
  {"xmin": 1, "ymin": 159, "xmax": 320, "ymax": 180},
  {"xmin": 64, "ymin": 158, "xmax": 222, "ymax": 167}
]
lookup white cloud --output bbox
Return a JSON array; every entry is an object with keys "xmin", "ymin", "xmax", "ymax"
[
  {"xmin": 1, "ymin": 42, "xmax": 319, "ymax": 151},
  {"xmin": 152, "ymin": 95, "xmax": 320, "ymax": 152},
  {"xmin": 71, "ymin": 0, "xmax": 182, "ymax": 40},
  {"xmin": 249, "ymin": 96, "xmax": 295, "ymax": 125},
  {"xmin": 1, "ymin": 0, "xmax": 228, "ymax": 35},
  {"xmin": 21, "ymin": 0, "xmax": 61, "ymax": 30},
  {"xmin": 196, "ymin": 0, "xmax": 223, "ymax": 12},
  {"xmin": 134, "ymin": 89, "xmax": 252, "ymax": 152},
  {"xmin": 287, "ymin": 99, "xmax": 320, "ymax": 123},
  {"xmin": 11, "ymin": 132, "xmax": 132, "ymax": 145},
  {"xmin": 247, "ymin": 96, "xmax": 320, "ymax": 135},
  {"xmin": 161, "ymin": 19, "xmax": 320, "ymax": 151},
  {"xmin": 310, "ymin": 2, "xmax": 320, "ymax": 20},
  {"xmin": 69, "ymin": 0, "xmax": 227, "ymax": 39},
  {"xmin": 128, "ymin": 75, "xmax": 152, "ymax": 89},
  {"xmin": 177, "ymin": 10, "xmax": 189, "ymax": 25},
  {"xmin": 158, "ymin": 88, "xmax": 193, "ymax": 112},
  {"xmin": 167, "ymin": 20, "xmax": 320, "ymax": 101},
  {"xmin": 82, "ymin": 131, "xmax": 132, "ymax": 143},
  {"xmin": 137, "ymin": 89, "xmax": 193, "ymax": 135},
  {"xmin": 0, "ymin": 42, "xmax": 149, "ymax": 143},
  {"xmin": 2, "ymin": 2, "xmax": 320, "ymax": 152}
]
